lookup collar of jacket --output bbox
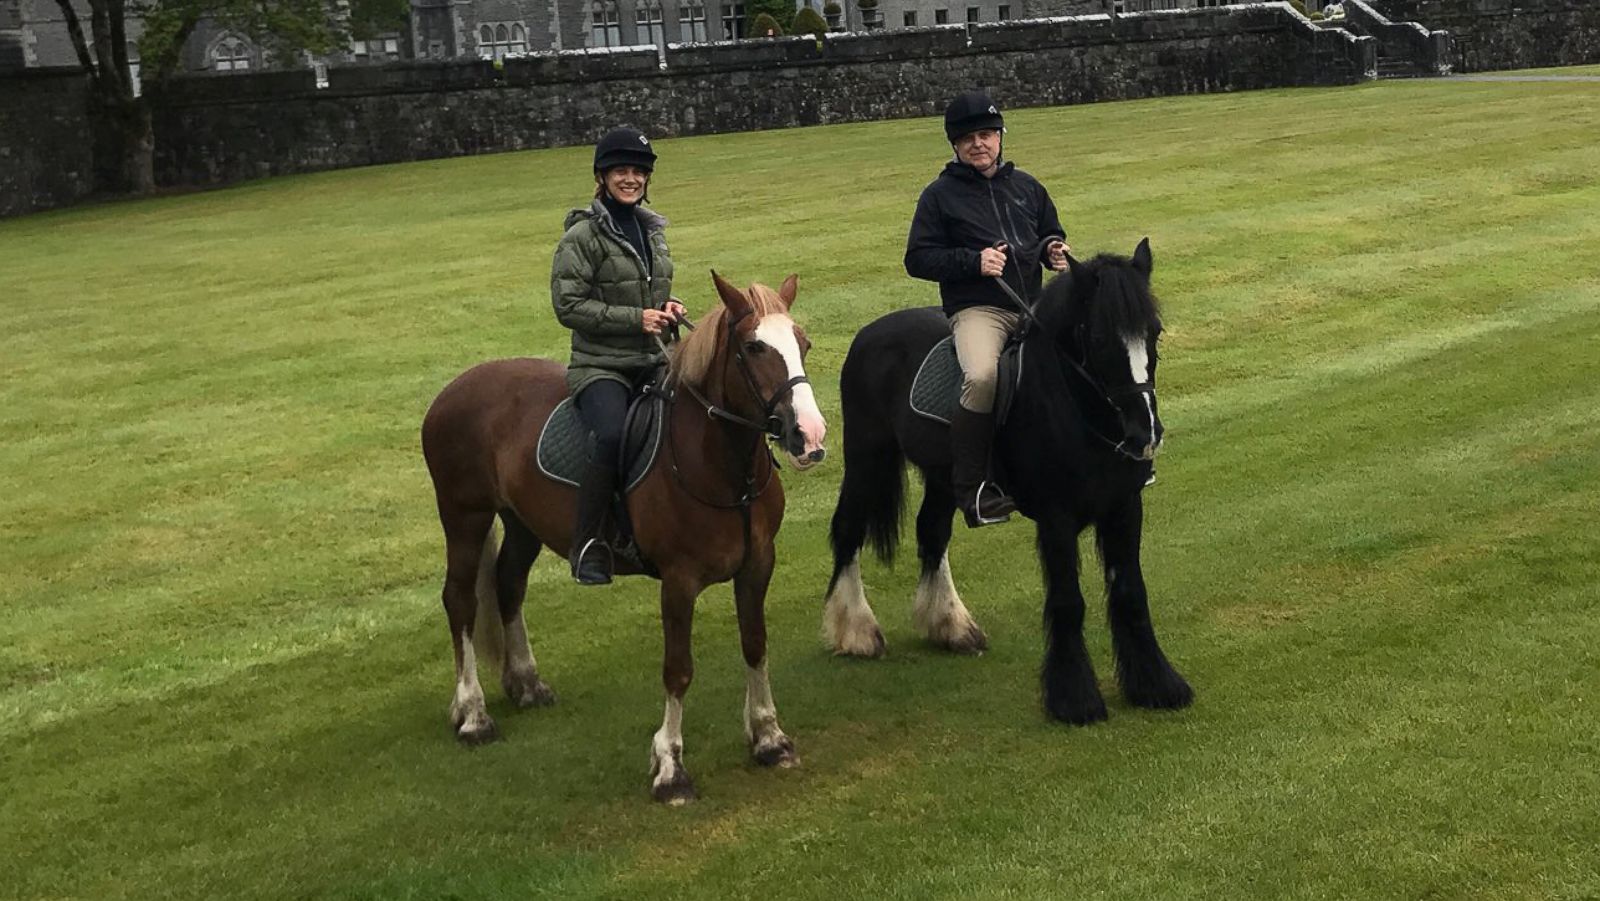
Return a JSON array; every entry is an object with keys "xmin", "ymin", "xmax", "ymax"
[
  {"xmin": 942, "ymin": 158, "xmax": 1014, "ymax": 183},
  {"xmin": 565, "ymin": 199, "xmax": 669, "ymax": 236}
]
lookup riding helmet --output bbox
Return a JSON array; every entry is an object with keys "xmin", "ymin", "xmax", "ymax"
[
  {"xmin": 593, "ymin": 126, "xmax": 657, "ymax": 173},
  {"xmin": 943, "ymin": 92, "xmax": 1005, "ymax": 143}
]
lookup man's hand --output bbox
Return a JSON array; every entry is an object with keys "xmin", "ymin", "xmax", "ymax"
[
  {"xmin": 642, "ymin": 308, "xmax": 675, "ymax": 335},
  {"xmin": 979, "ymin": 245, "xmax": 1008, "ymax": 278},
  {"xmin": 1046, "ymin": 240, "xmax": 1071, "ymax": 272},
  {"xmin": 663, "ymin": 299, "xmax": 687, "ymax": 320}
]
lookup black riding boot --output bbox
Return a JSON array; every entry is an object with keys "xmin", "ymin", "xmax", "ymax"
[
  {"xmin": 952, "ymin": 408, "xmax": 1016, "ymax": 528},
  {"xmin": 571, "ymin": 459, "xmax": 617, "ymax": 585}
]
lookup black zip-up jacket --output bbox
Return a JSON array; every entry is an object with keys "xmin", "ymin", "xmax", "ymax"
[{"xmin": 904, "ymin": 159, "xmax": 1067, "ymax": 317}]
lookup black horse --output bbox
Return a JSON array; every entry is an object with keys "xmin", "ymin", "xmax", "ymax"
[{"xmin": 821, "ymin": 239, "xmax": 1193, "ymax": 724}]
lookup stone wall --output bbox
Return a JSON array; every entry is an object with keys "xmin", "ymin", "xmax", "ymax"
[
  {"xmin": 1372, "ymin": 0, "xmax": 1600, "ymax": 71},
  {"xmin": 148, "ymin": 5, "xmax": 1372, "ymax": 188},
  {"xmin": 0, "ymin": 67, "xmax": 93, "ymax": 217}
]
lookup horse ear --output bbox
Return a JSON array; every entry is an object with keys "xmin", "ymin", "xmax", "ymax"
[
  {"xmin": 778, "ymin": 273, "xmax": 798, "ymax": 309},
  {"xmin": 1132, "ymin": 237, "xmax": 1153, "ymax": 275},
  {"xmin": 711, "ymin": 270, "xmax": 753, "ymax": 320}
]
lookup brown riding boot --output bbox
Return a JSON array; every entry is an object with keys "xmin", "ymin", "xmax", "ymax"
[{"xmin": 951, "ymin": 408, "xmax": 1016, "ymax": 528}]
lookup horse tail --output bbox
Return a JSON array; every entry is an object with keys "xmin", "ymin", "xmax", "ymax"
[
  {"xmin": 830, "ymin": 429, "xmax": 906, "ymax": 572},
  {"xmin": 471, "ymin": 519, "xmax": 505, "ymax": 668}
]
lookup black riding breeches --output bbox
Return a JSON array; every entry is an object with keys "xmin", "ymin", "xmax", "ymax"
[{"xmin": 574, "ymin": 379, "xmax": 630, "ymax": 467}]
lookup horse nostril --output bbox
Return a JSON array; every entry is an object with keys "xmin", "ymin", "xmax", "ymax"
[{"xmin": 808, "ymin": 449, "xmax": 826, "ymax": 464}]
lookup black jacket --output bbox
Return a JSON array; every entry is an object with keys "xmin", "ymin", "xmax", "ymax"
[{"xmin": 904, "ymin": 159, "xmax": 1067, "ymax": 316}]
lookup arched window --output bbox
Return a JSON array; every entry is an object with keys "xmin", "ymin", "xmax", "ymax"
[
  {"xmin": 495, "ymin": 23, "xmax": 509, "ymax": 41},
  {"xmin": 510, "ymin": 23, "xmax": 527, "ymax": 54},
  {"xmin": 634, "ymin": 0, "xmax": 664, "ymax": 46},
  {"xmin": 681, "ymin": 1, "xmax": 707, "ymax": 42},
  {"xmin": 591, "ymin": 0, "xmax": 621, "ymax": 47},
  {"xmin": 211, "ymin": 37, "xmax": 251, "ymax": 71},
  {"xmin": 480, "ymin": 24, "xmax": 493, "ymax": 45}
]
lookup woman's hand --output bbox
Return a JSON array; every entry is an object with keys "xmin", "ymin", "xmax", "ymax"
[{"xmin": 642, "ymin": 308, "xmax": 675, "ymax": 335}]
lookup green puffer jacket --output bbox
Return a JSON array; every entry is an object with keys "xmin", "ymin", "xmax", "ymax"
[{"xmin": 550, "ymin": 199, "xmax": 675, "ymax": 395}]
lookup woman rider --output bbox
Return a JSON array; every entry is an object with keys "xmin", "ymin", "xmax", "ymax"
[{"xmin": 551, "ymin": 126, "xmax": 685, "ymax": 585}]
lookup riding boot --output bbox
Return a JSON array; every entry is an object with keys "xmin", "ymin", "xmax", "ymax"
[
  {"xmin": 951, "ymin": 408, "xmax": 1016, "ymax": 528},
  {"xmin": 571, "ymin": 459, "xmax": 617, "ymax": 586}
]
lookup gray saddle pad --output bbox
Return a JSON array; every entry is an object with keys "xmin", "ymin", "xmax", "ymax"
[
  {"xmin": 909, "ymin": 336, "xmax": 1024, "ymax": 426},
  {"xmin": 536, "ymin": 393, "xmax": 664, "ymax": 492}
]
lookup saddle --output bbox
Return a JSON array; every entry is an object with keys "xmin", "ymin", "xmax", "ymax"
[
  {"xmin": 536, "ymin": 391, "xmax": 666, "ymax": 492},
  {"xmin": 908, "ymin": 335, "xmax": 1025, "ymax": 427}
]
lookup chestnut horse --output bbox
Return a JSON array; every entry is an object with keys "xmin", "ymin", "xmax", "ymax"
[{"xmin": 420, "ymin": 273, "xmax": 827, "ymax": 803}]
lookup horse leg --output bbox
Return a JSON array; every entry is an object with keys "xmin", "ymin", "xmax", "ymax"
[
  {"xmin": 1096, "ymin": 496, "xmax": 1193, "ymax": 710},
  {"xmin": 735, "ymin": 554, "xmax": 798, "ymax": 768},
  {"xmin": 441, "ymin": 508, "xmax": 499, "ymax": 744},
  {"xmin": 911, "ymin": 473, "xmax": 987, "ymax": 654},
  {"xmin": 1036, "ymin": 516, "xmax": 1109, "ymax": 725},
  {"xmin": 495, "ymin": 511, "xmax": 557, "ymax": 708},
  {"xmin": 821, "ymin": 438, "xmax": 898, "ymax": 658},
  {"xmin": 649, "ymin": 571, "xmax": 699, "ymax": 804}
]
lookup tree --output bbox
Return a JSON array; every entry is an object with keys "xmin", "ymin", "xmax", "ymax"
[{"xmin": 54, "ymin": 0, "xmax": 347, "ymax": 195}]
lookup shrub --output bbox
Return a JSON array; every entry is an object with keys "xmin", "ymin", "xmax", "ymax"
[
  {"xmin": 751, "ymin": 11, "xmax": 784, "ymax": 36},
  {"xmin": 746, "ymin": 0, "xmax": 795, "ymax": 31},
  {"xmin": 1287, "ymin": 0, "xmax": 1308, "ymax": 13},
  {"xmin": 823, "ymin": 0, "xmax": 842, "ymax": 13},
  {"xmin": 857, "ymin": 0, "xmax": 877, "ymax": 8},
  {"xmin": 792, "ymin": 6, "xmax": 828, "ymax": 35}
]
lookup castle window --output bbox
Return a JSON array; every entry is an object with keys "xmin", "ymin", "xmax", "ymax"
[
  {"xmin": 591, "ymin": 1, "xmax": 623, "ymax": 46},
  {"xmin": 721, "ymin": 2, "xmax": 745, "ymax": 39},
  {"xmin": 997, "ymin": 4, "xmax": 1010, "ymax": 19},
  {"xmin": 966, "ymin": 6, "xmax": 979, "ymax": 22},
  {"xmin": 212, "ymin": 38, "xmax": 251, "ymax": 71},
  {"xmin": 682, "ymin": 1, "xmax": 708, "ymax": 41},
  {"xmin": 903, "ymin": 10, "xmax": 916, "ymax": 25},
  {"xmin": 635, "ymin": 0, "xmax": 665, "ymax": 45},
  {"xmin": 934, "ymin": 8, "xmax": 948, "ymax": 23}
]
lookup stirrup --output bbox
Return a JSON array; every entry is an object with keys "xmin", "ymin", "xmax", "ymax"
[
  {"xmin": 963, "ymin": 481, "xmax": 1016, "ymax": 528},
  {"xmin": 1143, "ymin": 467, "xmax": 1156, "ymax": 488},
  {"xmin": 572, "ymin": 538, "xmax": 613, "ymax": 586}
]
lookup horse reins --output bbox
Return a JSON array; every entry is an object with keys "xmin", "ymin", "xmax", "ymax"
[
  {"xmin": 985, "ymin": 253, "xmax": 1153, "ymax": 462},
  {"xmin": 651, "ymin": 307, "xmax": 809, "ymax": 571}
]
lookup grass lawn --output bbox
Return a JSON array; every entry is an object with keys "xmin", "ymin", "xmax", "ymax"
[{"xmin": 4, "ymin": 73, "xmax": 1600, "ymax": 900}]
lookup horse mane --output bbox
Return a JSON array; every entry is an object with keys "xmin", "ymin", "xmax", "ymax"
[
  {"xmin": 669, "ymin": 282, "xmax": 788, "ymax": 389},
  {"xmin": 1037, "ymin": 253, "xmax": 1162, "ymax": 339}
]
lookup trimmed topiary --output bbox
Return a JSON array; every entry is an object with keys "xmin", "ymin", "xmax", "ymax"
[
  {"xmin": 1287, "ymin": 0, "xmax": 1308, "ymax": 13},
  {"xmin": 751, "ymin": 11, "xmax": 784, "ymax": 36},
  {"xmin": 746, "ymin": 0, "xmax": 795, "ymax": 31},
  {"xmin": 791, "ymin": 6, "xmax": 828, "ymax": 36}
]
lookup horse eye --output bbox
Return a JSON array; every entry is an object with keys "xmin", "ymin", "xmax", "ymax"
[{"xmin": 744, "ymin": 341, "xmax": 766, "ymax": 355}]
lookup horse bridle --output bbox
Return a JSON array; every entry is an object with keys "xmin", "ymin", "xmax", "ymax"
[
  {"xmin": 988, "ymin": 268, "xmax": 1155, "ymax": 462},
  {"xmin": 1064, "ymin": 322, "xmax": 1157, "ymax": 461},
  {"xmin": 667, "ymin": 310, "xmax": 809, "ymax": 442}
]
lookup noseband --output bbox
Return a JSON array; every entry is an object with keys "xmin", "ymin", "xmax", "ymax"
[{"xmin": 1065, "ymin": 324, "xmax": 1157, "ymax": 461}]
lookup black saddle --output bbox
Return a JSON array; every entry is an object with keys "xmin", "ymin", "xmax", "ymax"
[
  {"xmin": 908, "ymin": 335, "xmax": 1025, "ymax": 427},
  {"xmin": 535, "ymin": 391, "xmax": 665, "ymax": 492}
]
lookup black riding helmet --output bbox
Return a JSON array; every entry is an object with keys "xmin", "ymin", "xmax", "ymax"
[
  {"xmin": 593, "ymin": 126, "xmax": 657, "ymax": 173},
  {"xmin": 944, "ymin": 92, "xmax": 1005, "ymax": 144}
]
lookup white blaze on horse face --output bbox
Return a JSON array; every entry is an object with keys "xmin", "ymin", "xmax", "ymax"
[
  {"xmin": 754, "ymin": 314, "xmax": 828, "ymax": 467},
  {"xmin": 1124, "ymin": 333, "xmax": 1157, "ymax": 457}
]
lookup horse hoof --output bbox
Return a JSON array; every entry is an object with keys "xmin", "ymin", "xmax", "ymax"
[
  {"xmin": 508, "ymin": 679, "xmax": 558, "ymax": 709},
  {"xmin": 833, "ymin": 626, "xmax": 886, "ymax": 659},
  {"xmin": 651, "ymin": 773, "xmax": 697, "ymax": 806},
  {"xmin": 1126, "ymin": 672, "xmax": 1194, "ymax": 711},
  {"xmin": 937, "ymin": 623, "xmax": 988, "ymax": 656},
  {"xmin": 1045, "ymin": 694, "xmax": 1109, "ymax": 726},
  {"xmin": 456, "ymin": 719, "xmax": 500, "ymax": 746},
  {"xmin": 752, "ymin": 736, "xmax": 800, "ymax": 769}
]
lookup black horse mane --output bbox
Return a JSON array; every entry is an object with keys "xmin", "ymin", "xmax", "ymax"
[{"xmin": 1035, "ymin": 252, "xmax": 1161, "ymax": 340}]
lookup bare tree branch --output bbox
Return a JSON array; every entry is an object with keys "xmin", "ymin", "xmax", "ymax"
[
  {"xmin": 109, "ymin": 0, "xmax": 133, "ymax": 97},
  {"xmin": 53, "ymin": 0, "xmax": 98, "ymax": 74}
]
